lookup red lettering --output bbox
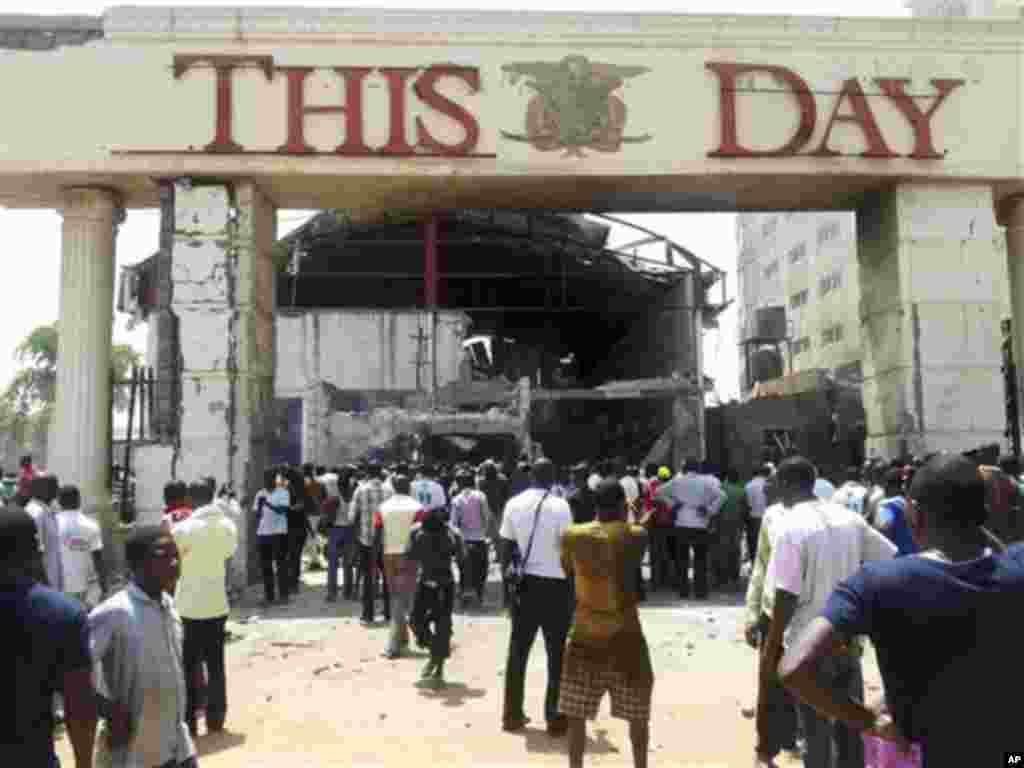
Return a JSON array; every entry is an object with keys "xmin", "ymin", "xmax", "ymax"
[
  {"xmin": 173, "ymin": 55, "xmax": 273, "ymax": 153},
  {"xmin": 378, "ymin": 67, "xmax": 420, "ymax": 155},
  {"xmin": 706, "ymin": 62, "xmax": 816, "ymax": 158},
  {"xmin": 812, "ymin": 78, "xmax": 896, "ymax": 158},
  {"xmin": 276, "ymin": 66, "xmax": 373, "ymax": 155},
  {"xmin": 413, "ymin": 66, "xmax": 481, "ymax": 155},
  {"xmin": 876, "ymin": 78, "xmax": 965, "ymax": 160}
]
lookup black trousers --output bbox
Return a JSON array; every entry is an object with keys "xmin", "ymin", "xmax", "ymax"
[
  {"xmin": 182, "ymin": 616, "xmax": 228, "ymax": 730},
  {"xmin": 503, "ymin": 575, "xmax": 571, "ymax": 724},
  {"xmin": 461, "ymin": 541, "xmax": 489, "ymax": 598},
  {"xmin": 755, "ymin": 614, "xmax": 798, "ymax": 758},
  {"xmin": 409, "ymin": 581, "xmax": 454, "ymax": 660},
  {"xmin": 258, "ymin": 534, "xmax": 289, "ymax": 602},
  {"xmin": 648, "ymin": 527, "xmax": 674, "ymax": 590},
  {"xmin": 360, "ymin": 543, "xmax": 390, "ymax": 622},
  {"xmin": 746, "ymin": 517, "xmax": 763, "ymax": 563},
  {"xmin": 287, "ymin": 525, "xmax": 307, "ymax": 591},
  {"xmin": 676, "ymin": 527, "xmax": 710, "ymax": 598}
]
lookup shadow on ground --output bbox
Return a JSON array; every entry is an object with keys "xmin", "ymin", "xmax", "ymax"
[
  {"xmin": 414, "ymin": 679, "xmax": 489, "ymax": 707},
  {"xmin": 519, "ymin": 726, "xmax": 621, "ymax": 755},
  {"xmin": 196, "ymin": 729, "xmax": 246, "ymax": 758}
]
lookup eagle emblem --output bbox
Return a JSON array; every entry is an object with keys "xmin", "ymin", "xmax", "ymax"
[{"xmin": 501, "ymin": 55, "xmax": 652, "ymax": 157}]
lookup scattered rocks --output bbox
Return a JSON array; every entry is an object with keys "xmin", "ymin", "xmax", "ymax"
[
  {"xmin": 741, "ymin": 706, "xmax": 755, "ymax": 719},
  {"xmin": 685, "ymin": 642, "xmax": 695, "ymax": 650},
  {"xmin": 314, "ymin": 665, "xmax": 330, "ymax": 675},
  {"xmin": 379, "ymin": 713, "xmax": 388, "ymax": 720}
]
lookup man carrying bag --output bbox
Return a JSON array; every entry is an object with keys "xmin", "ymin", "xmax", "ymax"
[{"xmin": 499, "ymin": 458, "xmax": 573, "ymax": 736}]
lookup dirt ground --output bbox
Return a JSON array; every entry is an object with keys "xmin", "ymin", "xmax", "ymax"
[{"xmin": 57, "ymin": 565, "xmax": 883, "ymax": 768}]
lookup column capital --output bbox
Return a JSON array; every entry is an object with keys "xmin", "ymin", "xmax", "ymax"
[{"xmin": 59, "ymin": 186, "xmax": 124, "ymax": 224}]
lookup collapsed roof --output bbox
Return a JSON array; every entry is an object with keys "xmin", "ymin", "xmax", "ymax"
[{"xmin": 277, "ymin": 209, "xmax": 726, "ymax": 386}]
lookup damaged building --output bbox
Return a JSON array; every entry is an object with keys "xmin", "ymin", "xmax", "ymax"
[
  {"xmin": 267, "ymin": 209, "xmax": 727, "ymax": 469},
  {"xmin": 123, "ymin": 207, "xmax": 726, "ymax": 496}
]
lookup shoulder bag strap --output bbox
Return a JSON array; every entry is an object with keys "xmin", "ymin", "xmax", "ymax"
[{"xmin": 520, "ymin": 491, "xmax": 551, "ymax": 571}]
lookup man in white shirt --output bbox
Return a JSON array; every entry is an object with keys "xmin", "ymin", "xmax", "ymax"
[
  {"xmin": 743, "ymin": 465, "xmax": 771, "ymax": 564},
  {"xmin": 499, "ymin": 458, "xmax": 574, "ymax": 736},
  {"xmin": 378, "ymin": 475, "xmax": 423, "ymax": 659},
  {"xmin": 657, "ymin": 459, "xmax": 726, "ymax": 599},
  {"xmin": 26, "ymin": 474, "xmax": 63, "ymax": 591},
  {"xmin": 56, "ymin": 485, "xmax": 108, "ymax": 607},
  {"xmin": 762, "ymin": 457, "xmax": 896, "ymax": 768},
  {"xmin": 171, "ymin": 480, "xmax": 238, "ymax": 737}
]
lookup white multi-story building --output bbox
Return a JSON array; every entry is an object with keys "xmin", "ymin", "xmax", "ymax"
[
  {"xmin": 736, "ymin": 0, "xmax": 1019, "ymax": 399},
  {"xmin": 737, "ymin": 212, "xmax": 862, "ymax": 394}
]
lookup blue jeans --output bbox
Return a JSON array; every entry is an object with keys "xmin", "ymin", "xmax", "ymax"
[
  {"xmin": 795, "ymin": 653, "xmax": 865, "ymax": 768},
  {"xmin": 326, "ymin": 526, "xmax": 354, "ymax": 598}
]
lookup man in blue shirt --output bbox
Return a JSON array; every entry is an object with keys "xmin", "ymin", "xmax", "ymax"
[
  {"xmin": 780, "ymin": 454, "xmax": 1024, "ymax": 768},
  {"xmin": 0, "ymin": 505, "xmax": 96, "ymax": 767},
  {"xmin": 875, "ymin": 467, "xmax": 917, "ymax": 556}
]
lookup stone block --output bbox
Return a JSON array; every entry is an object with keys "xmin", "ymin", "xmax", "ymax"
[
  {"xmin": 915, "ymin": 302, "xmax": 1001, "ymax": 369},
  {"xmin": 236, "ymin": 308, "xmax": 275, "ymax": 378},
  {"xmin": 920, "ymin": 365, "xmax": 1002, "ymax": 434},
  {"xmin": 904, "ymin": 239, "xmax": 1004, "ymax": 305},
  {"xmin": 174, "ymin": 183, "xmax": 230, "ymax": 236},
  {"xmin": 861, "ymin": 366, "xmax": 915, "ymax": 436},
  {"xmin": 234, "ymin": 240, "xmax": 276, "ymax": 315},
  {"xmin": 171, "ymin": 239, "xmax": 229, "ymax": 307},
  {"xmin": 859, "ymin": 307, "xmax": 908, "ymax": 379},
  {"xmin": 179, "ymin": 374, "xmax": 232, "ymax": 443},
  {"xmin": 178, "ymin": 307, "xmax": 232, "ymax": 373},
  {"xmin": 897, "ymin": 185, "xmax": 996, "ymax": 241}
]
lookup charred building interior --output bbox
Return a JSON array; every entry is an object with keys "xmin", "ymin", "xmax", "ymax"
[{"xmin": 273, "ymin": 209, "xmax": 728, "ymax": 468}]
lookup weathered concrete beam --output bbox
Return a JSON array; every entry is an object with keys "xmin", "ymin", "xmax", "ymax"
[{"xmin": 0, "ymin": 15, "xmax": 102, "ymax": 49}]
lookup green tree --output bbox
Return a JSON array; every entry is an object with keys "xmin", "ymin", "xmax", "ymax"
[{"xmin": 3, "ymin": 323, "xmax": 142, "ymax": 435}]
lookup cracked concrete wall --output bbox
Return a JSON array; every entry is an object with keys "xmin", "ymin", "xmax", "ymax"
[
  {"xmin": 135, "ymin": 180, "xmax": 276, "ymax": 588},
  {"xmin": 276, "ymin": 310, "xmax": 468, "ymax": 464},
  {"xmin": 857, "ymin": 184, "xmax": 1006, "ymax": 457}
]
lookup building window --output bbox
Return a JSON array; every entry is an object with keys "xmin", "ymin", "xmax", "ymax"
[
  {"xmin": 762, "ymin": 217, "xmax": 778, "ymax": 238},
  {"xmin": 822, "ymin": 324, "xmax": 844, "ymax": 346},
  {"xmin": 789, "ymin": 289, "xmax": 809, "ymax": 309},
  {"xmin": 763, "ymin": 260, "xmax": 779, "ymax": 279},
  {"xmin": 817, "ymin": 220, "xmax": 841, "ymax": 245},
  {"xmin": 792, "ymin": 337, "xmax": 811, "ymax": 356},
  {"xmin": 819, "ymin": 270, "xmax": 842, "ymax": 296},
  {"xmin": 787, "ymin": 242, "xmax": 806, "ymax": 264}
]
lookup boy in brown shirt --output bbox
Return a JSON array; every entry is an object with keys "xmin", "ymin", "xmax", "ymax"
[{"xmin": 558, "ymin": 478, "xmax": 653, "ymax": 768}]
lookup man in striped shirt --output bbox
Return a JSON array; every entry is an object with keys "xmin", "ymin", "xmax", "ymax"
[{"xmin": 351, "ymin": 463, "xmax": 392, "ymax": 626}]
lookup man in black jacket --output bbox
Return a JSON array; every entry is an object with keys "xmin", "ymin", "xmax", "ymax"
[{"xmin": 405, "ymin": 508, "xmax": 465, "ymax": 686}]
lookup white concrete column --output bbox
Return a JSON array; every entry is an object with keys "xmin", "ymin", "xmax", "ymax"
[
  {"xmin": 167, "ymin": 180, "xmax": 276, "ymax": 588},
  {"xmin": 1004, "ymin": 196, "xmax": 1024, "ymax": 452},
  {"xmin": 53, "ymin": 188, "xmax": 119, "ymax": 535},
  {"xmin": 857, "ymin": 184, "xmax": 1005, "ymax": 458}
]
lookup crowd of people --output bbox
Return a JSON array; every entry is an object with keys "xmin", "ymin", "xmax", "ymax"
[{"xmin": 6, "ymin": 445, "xmax": 1024, "ymax": 768}]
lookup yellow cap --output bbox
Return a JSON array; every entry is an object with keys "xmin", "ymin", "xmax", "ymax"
[{"xmin": 657, "ymin": 466, "xmax": 671, "ymax": 481}]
